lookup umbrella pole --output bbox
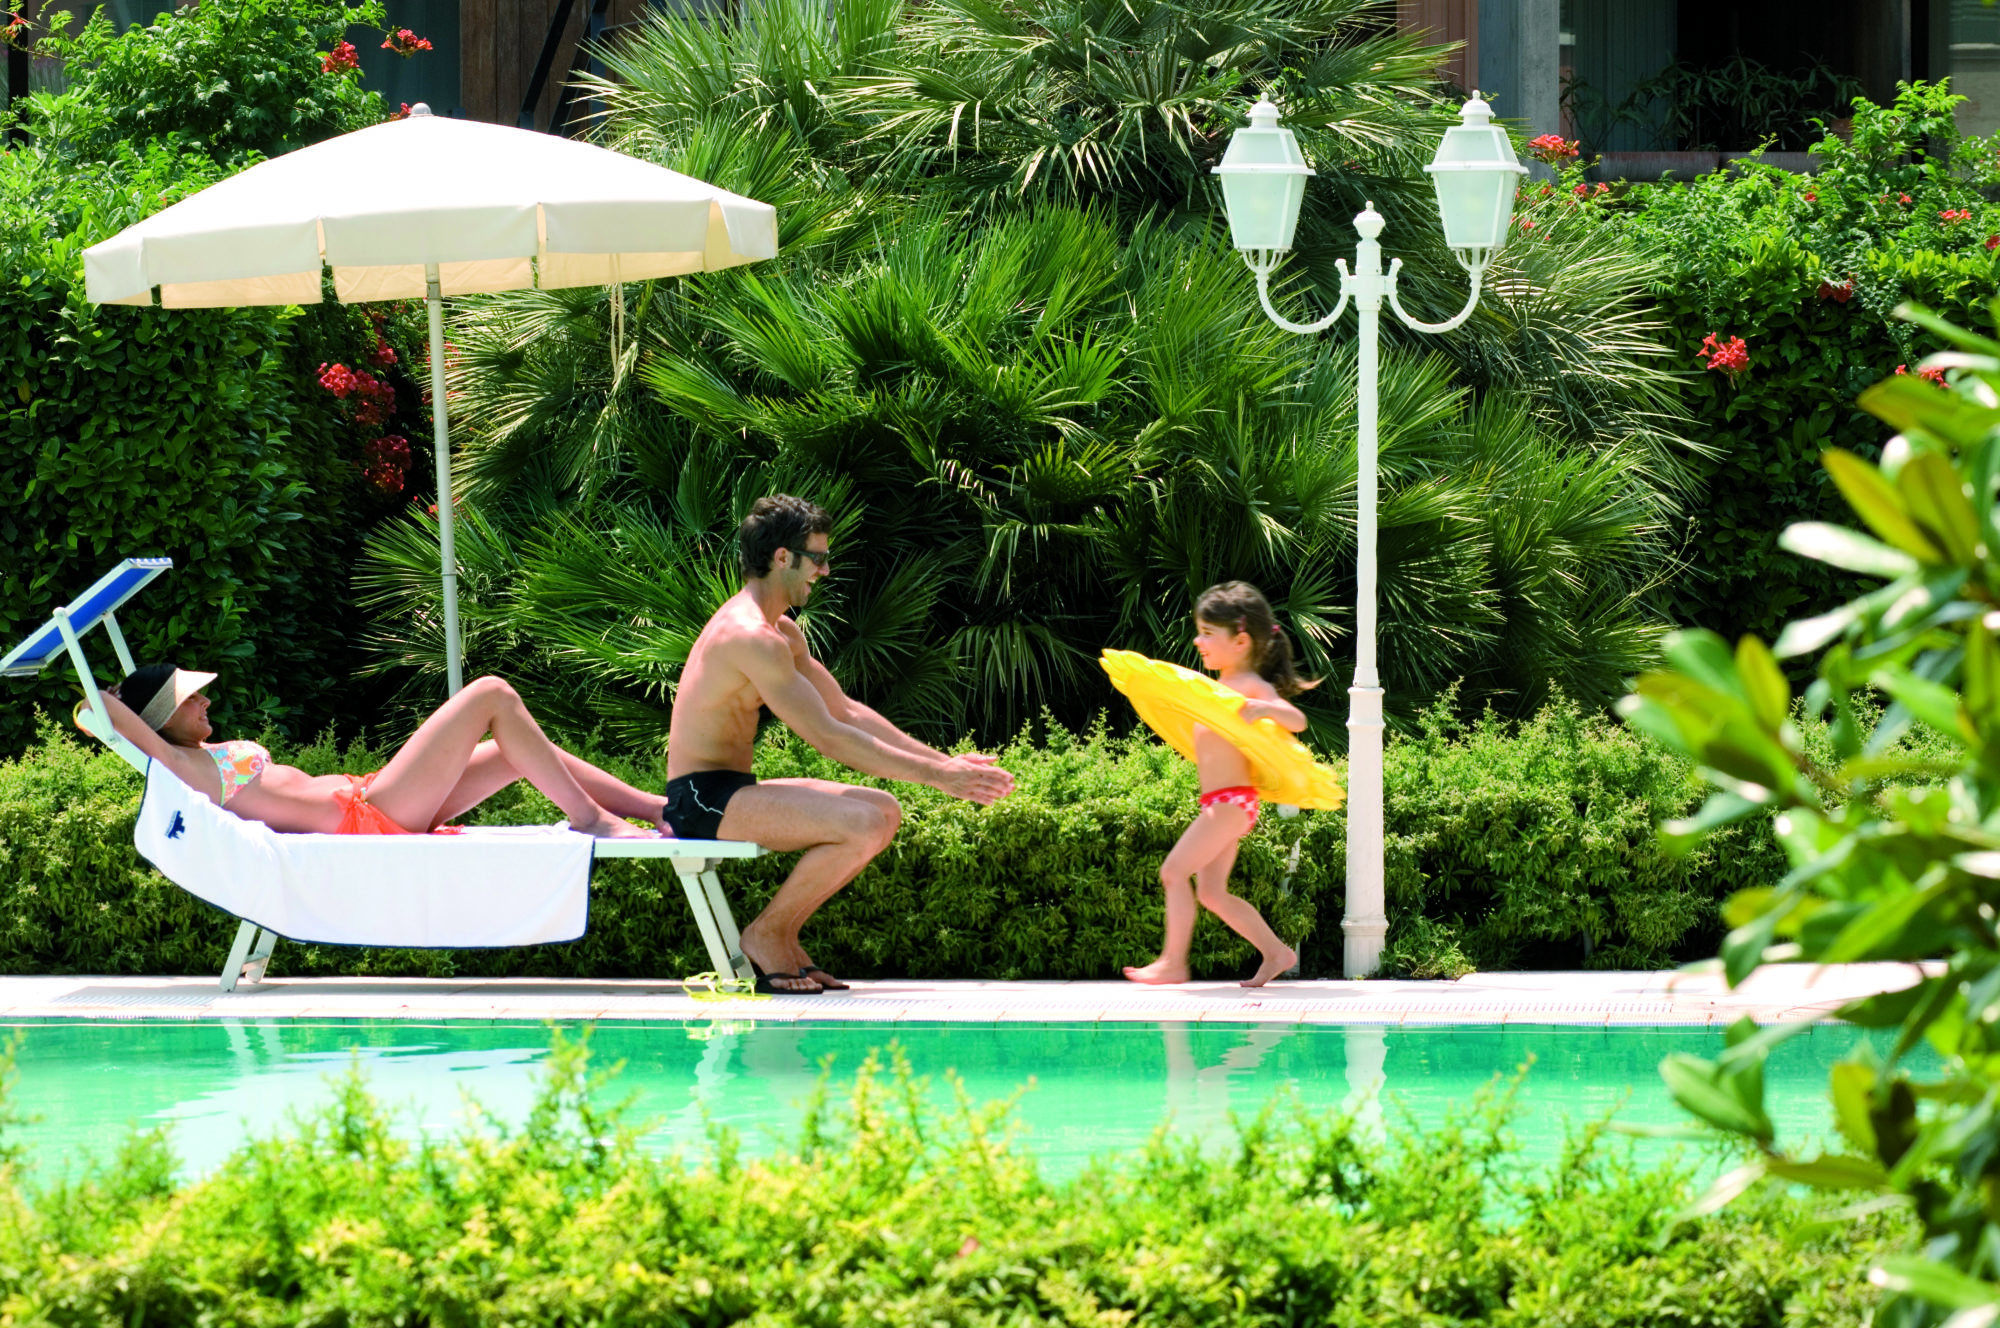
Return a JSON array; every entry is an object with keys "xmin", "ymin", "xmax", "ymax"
[{"xmin": 426, "ymin": 264, "xmax": 463, "ymax": 696}]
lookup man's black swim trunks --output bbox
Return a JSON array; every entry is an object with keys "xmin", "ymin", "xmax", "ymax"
[{"xmin": 662, "ymin": 770, "xmax": 758, "ymax": 841}]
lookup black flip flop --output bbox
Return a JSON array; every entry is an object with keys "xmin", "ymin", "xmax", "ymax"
[
  {"xmin": 801, "ymin": 965, "xmax": 849, "ymax": 991},
  {"xmin": 750, "ymin": 960, "xmax": 822, "ymax": 995}
]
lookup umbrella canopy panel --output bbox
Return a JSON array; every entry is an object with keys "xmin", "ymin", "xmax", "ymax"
[{"xmin": 83, "ymin": 108, "xmax": 779, "ymax": 308}]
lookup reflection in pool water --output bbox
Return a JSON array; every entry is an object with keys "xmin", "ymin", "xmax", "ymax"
[{"xmin": 10, "ymin": 1019, "xmax": 1913, "ymax": 1183}]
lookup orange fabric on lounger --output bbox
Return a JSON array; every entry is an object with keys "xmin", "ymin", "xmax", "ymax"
[{"xmin": 332, "ymin": 773, "xmax": 412, "ymax": 835}]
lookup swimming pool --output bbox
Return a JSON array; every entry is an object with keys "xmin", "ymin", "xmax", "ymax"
[{"xmin": 10, "ymin": 1019, "xmax": 1908, "ymax": 1182}]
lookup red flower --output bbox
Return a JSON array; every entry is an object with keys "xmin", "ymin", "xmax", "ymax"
[
  {"xmin": 321, "ymin": 40, "xmax": 358, "ymax": 73},
  {"xmin": 317, "ymin": 362, "xmax": 396, "ymax": 427},
  {"xmin": 1895, "ymin": 364, "xmax": 1948, "ymax": 386},
  {"xmin": 317, "ymin": 361, "xmax": 359, "ymax": 396},
  {"xmin": 1898, "ymin": 193, "xmax": 1912, "ymax": 205},
  {"xmin": 1527, "ymin": 133, "xmax": 1580, "ymax": 163},
  {"xmin": 382, "ymin": 28, "xmax": 432, "ymax": 57},
  {"xmin": 1988, "ymin": 234, "xmax": 1999, "ymax": 250},
  {"xmin": 370, "ymin": 336, "xmax": 397, "ymax": 368},
  {"xmin": 1817, "ymin": 279, "xmax": 1855, "ymax": 303},
  {"xmin": 1803, "ymin": 191, "xmax": 1817, "ymax": 202},
  {"xmin": 1699, "ymin": 333, "xmax": 1749, "ymax": 376},
  {"xmin": 1520, "ymin": 218, "xmax": 1535, "ymax": 232},
  {"xmin": 1573, "ymin": 183, "xmax": 1589, "ymax": 197},
  {"xmin": 1940, "ymin": 208, "xmax": 1973, "ymax": 224}
]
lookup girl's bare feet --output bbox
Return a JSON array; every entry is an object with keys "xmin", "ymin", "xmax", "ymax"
[
  {"xmin": 1123, "ymin": 959, "xmax": 1190, "ymax": 985},
  {"xmin": 1243, "ymin": 943, "xmax": 1299, "ymax": 989}
]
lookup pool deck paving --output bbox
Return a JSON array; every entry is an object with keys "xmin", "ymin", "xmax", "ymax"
[{"xmin": 0, "ymin": 962, "xmax": 1937, "ymax": 1026}]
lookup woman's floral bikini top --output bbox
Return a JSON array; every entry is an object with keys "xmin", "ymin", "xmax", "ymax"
[{"xmin": 202, "ymin": 740, "xmax": 270, "ymax": 805}]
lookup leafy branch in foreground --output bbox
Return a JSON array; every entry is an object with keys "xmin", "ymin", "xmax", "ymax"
[{"xmin": 1619, "ymin": 300, "xmax": 2000, "ymax": 1325}]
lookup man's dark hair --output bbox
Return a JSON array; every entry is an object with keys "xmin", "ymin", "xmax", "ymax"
[{"xmin": 738, "ymin": 494, "xmax": 833, "ymax": 579}]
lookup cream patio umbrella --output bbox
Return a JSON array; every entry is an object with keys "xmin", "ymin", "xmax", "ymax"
[{"xmin": 82, "ymin": 105, "xmax": 779, "ymax": 694}]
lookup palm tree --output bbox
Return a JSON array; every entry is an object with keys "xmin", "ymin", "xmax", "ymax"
[
  {"xmin": 359, "ymin": 206, "xmax": 1673, "ymax": 746},
  {"xmin": 350, "ymin": 0, "xmax": 1699, "ymax": 749}
]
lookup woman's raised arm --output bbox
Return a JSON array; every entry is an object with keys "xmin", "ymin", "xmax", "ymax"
[{"xmin": 83, "ymin": 687, "xmax": 179, "ymax": 766}]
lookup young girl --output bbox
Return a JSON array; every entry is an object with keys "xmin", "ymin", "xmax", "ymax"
[{"xmin": 1124, "ymin": 581, "xmax": 1314, "ymax": 988}]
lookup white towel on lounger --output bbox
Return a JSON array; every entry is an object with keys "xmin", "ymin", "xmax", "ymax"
[{"xmin": 134, "ymin": 760, "xmax": 595, "ymax": 948}]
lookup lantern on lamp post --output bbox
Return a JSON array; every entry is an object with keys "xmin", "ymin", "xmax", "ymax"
[{"xmin": 1213, "ymin": 95, "xmax": 1526, "ymax": 978}]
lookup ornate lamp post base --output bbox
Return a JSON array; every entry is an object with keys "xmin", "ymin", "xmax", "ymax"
[{"xmin": 1343, "ymin": 683, "xmax": 1387, "ymax": 976}]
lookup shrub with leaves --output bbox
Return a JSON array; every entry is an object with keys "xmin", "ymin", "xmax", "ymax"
[
  {"xmin": 0, "ymin": 1030, "xmax": 1912, "ymax": 1324},
  {"xmin": 16, "ymin": 0, "xmax": 389, "ymax": 165},
  {"xmin": 1619, "ymin": 303, "xmax": 2000, "ymax": 1321},
  {"xmin": 1613, "ymin": 80, "xmax": 2000, "ymax": 648}
]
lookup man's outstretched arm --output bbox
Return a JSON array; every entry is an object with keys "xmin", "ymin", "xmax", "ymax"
[
  {"xmin": 741, "ymin": 631, "xmax": 1012, "ymax": 804},
  {"xmin": 783, "ymin": 619, "xmax": 982, "ymax": 763}
]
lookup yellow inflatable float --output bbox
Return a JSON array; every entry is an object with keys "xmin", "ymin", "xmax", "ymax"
[{"xmin": 1100, "ymin": 649, "xmax": 1345, "ymax": 810}]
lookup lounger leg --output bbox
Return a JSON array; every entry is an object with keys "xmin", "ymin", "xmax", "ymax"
[
  {"xmin": 220, "ymin": 920, "xmax": 258, "ymax": 992},
  {"xmin": 700, "ymin": 868, "xmax": 753, "ymax": 983},
  {"xmin": 241, "ymin": 927, "xmax": 278, "ymax": 986},
  {"xmin": 674, "ymin": 859, "xmax": 735, "ymax": 979},
  {"xmin": 220, "ymin": 922, "xmax": 278, "ymax": 992}
]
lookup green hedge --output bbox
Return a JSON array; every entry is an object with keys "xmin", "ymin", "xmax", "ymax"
[
  {"xmin": 0, "ymin": 698, "xmax": 1785, "ymax": 980},
  {"xmin": 0, "ymin": 1032, "xmax": 1906, "ymax": 1324}
]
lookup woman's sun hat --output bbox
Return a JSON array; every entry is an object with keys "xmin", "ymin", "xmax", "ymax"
[{"xmin": 118, "ymin": 664, "xmax": 217, "ymax": 730}]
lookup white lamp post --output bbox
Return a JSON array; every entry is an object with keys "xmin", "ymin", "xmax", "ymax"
[{"xmin": 1214, "ymin": 95, "xmax": 1525, "ymax": 978}]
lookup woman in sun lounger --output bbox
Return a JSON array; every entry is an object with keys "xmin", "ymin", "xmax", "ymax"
[{"xmin": 91, "ymin": 665, "xmax": 662, "ymax": 839}]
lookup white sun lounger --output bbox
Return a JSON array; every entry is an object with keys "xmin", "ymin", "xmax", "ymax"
[{"xmin": 2, "ymin": 559, "xmax": 763, "ymax": 991}]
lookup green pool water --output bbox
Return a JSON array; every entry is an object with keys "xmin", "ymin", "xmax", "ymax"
[{"xmin": 8, "ymin": 1020, "xmax": 1915, "ymax": 1183}]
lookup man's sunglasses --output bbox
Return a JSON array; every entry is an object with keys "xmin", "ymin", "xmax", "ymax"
[{"xmin": 788, "ymin": 547, "xmax": 831, "ymax": 569}]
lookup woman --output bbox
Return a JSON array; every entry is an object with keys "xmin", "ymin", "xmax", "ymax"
[{"xmin": 96, "ymin": 665, "xmax": 663, "ymax": 838}]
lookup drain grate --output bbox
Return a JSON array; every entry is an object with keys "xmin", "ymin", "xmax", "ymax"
[{"xmin": 48, "ymin": 988, "xmax": 218, "ymax": 1007}]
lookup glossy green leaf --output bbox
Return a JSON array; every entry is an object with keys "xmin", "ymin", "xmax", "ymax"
[
  {"xmin": 1671, "ymin": 1161, "xmax": 1765, "ymax": 1223},
  {"xmin": 1778, "ymin": 522, "xmax": 1921, "ymax": 578},
  {"xmin": 1659, "ymin": 1054, "xmax": 1774, "ymax": 1141},
  {"xmin": 1860, "ymin": 371, "xmax": 2000, "ymax": 452},
  {"xmin": 1870, "ymin": 666, "xmax": 1968, "ymax": 742},
  {"xmin": 1660, "ymin": 629, "xmax": 1745, "ymax": 702},
  {"xmin": 1830, "ymin": 1061, "xmax": 1879, "ymax": 1154},
  {"xmin": 1822, "ymin": 447, "xmax": 1945, "ymax": 562},
  {"xmin": 1735, "ymin": 635, "xmax": 1790, "ymax": 731},
  {"xmin": 1764, "ymin": 1154, "xmax": 1889, "ymax": 1189},
  {"xmin": 1898, "ymin": 451, "xmax": 1984, "ymax": 564},
  {"xmin": 1870, "ymin": 1256, "xmax": 2000, "ymax": 1311}
]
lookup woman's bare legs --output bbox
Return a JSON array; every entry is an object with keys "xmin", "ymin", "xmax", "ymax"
[
  {"xmin": 363, "ymin": 676, "xmax": 651, "ymax": 838},
  {"xmin": 428, "ymin": 741, "xmax": 668, "ymax": 830}
]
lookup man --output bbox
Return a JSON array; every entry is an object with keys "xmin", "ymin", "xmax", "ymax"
[{"xmin": 664, "ymin": 495, "xmax": 1015, "ymax": 993}]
